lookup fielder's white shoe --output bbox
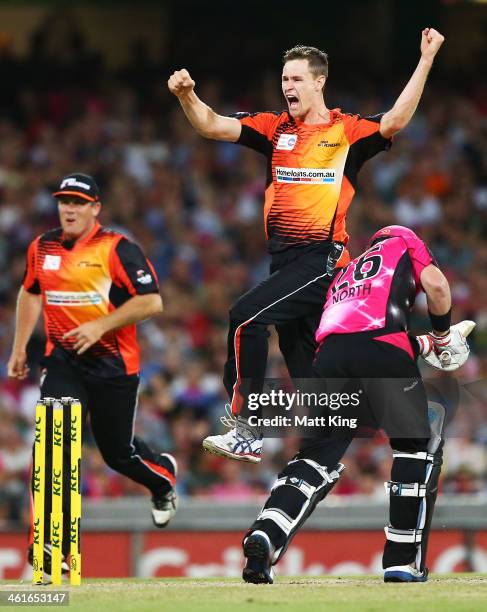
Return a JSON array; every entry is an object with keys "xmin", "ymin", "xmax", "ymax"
[
  {"xmin": 151, "ymin": 453, "xmax": 178, "ymax": 528},
  {"xmin": 203, "ymin": 406, "xmax": 263, "ymax": 463}
]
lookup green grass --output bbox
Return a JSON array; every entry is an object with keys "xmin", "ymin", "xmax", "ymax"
[{"xmin": 2, "ymin": 575, "xmax": 487, "ymax": 612}]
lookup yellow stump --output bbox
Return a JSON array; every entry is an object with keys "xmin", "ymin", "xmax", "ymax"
[
  {"xmin": 50, "ymin": 401, "xmax": 64, "ymax": 586},
  {"xmin": 33, "ymin": 401, "xmax": 46, "ymax": 585},
  {"xmin": 69, "ymin": 400, "xmax": 82, "ymax": 585}
]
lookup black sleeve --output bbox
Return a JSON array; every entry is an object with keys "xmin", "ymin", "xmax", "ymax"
[
  {"xmin": 22, "ymin": 272, "xmax": 40, "ymax": 294},
  {"xmin": 353, "ymin": 114, "xmax": 392, "ymax": 168},
  {"xmin": 22, "ymin": 240, "xmax": 41, "ymax": 294},
  {"xmin": 238, "ymin": 125, "xmax": 273, "ymax": 156},
  {"xmin": 230, "ymin": 112, "xmax": 274, "ymax": 157},
  {"xmin": 344, "ymin": 114, "xmax": 392, "ymax": 187},
  {"xmin": 114, "ymin": 238, "xmax": 159, "ymax": 295}
]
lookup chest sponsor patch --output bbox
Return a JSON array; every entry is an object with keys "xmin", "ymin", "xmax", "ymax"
[
  {"xmin": 45, "ymin": 291, "xmax": 102, "ymax": 306},
  {"xmin": 276, "ymin": 134, "xmax": 298, "ymax": 151},
  {"xmin": 43, "ymin": 255, "xmax": 61, "ymax": 270},
  {"xmin": 275, "ymin": 166, "xmax": 336, "ymax": 184}
]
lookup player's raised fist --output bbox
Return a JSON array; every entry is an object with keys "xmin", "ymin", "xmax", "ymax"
[
  {"xmin": 168, "ymin": 69, "xmax": 195, "ymax": 98},
  {"xmin": 420, "ymin": 28, "xmax": 445, "ymax": 61}
]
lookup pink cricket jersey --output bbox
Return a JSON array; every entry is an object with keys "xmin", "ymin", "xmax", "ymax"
[{"xmin": 316, "ymin": 234, "xmax": 433, "ymax": 349}]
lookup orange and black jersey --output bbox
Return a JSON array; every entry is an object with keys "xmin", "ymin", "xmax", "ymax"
[
  {"xmin": 23, "ymin": 222, "xmax": 159, "ymax": 378},
  {"xmin": 235, "ymin": 108, "xmax": 391, "ymax": 256}
]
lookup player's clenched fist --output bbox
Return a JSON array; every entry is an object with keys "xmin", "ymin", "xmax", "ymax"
[
  {"xmin": 168, "ymin": 69, "xmax": 195, "ymax": 98},
  {"xmin": 420, "ymin": 28, "xmax": 445, "ymax": 61}
]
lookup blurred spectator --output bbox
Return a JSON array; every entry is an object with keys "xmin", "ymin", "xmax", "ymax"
[{"xmin": 394, "ymin": 172, "xmax": 442, "ymax": 229}]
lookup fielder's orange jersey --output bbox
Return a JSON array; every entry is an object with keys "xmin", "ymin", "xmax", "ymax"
[
  {"xmin": 23, "ymin": 222, "xmax": 159, "ymax": 377},
  {"xmin": 236, "ymin": 108, "xmax": 390, "ymax": 255}
]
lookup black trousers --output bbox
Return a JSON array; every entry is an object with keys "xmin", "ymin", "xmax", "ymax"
[
  {"xmin": 315, "ymin": 334, "xmax": 436, "ymax": 570},
  {"xmin": 248, "ymin": 334, "xmax": 440, "ymax": 571},
  {"xmin": 223, "ymin": 243, "xmax": 342, "ymax": 414},
  {"xmin": 31, "ymin": 359, "xmax": 173, "ymax": 555},
  {"xmin": 313, "ymin": 333, "xmax": 431, "ymax": 440}
]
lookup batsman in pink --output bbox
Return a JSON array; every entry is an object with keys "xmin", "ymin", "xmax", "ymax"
[
  {"xmin": 242, "ymin": 225, "xmax": 454, "ymax": 584},
  {"xmin": 316, "ymin": 226, "xmax": 434, "ymax": 358}
]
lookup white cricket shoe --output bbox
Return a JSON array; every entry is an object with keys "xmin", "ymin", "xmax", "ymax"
[
  {"xmin": 384, "ymin": 564, "xmax": 429, "ymax": 582},
  {"xmin": 151, "ymin": 489, "xmax": 178, "ymax": 528},
  {"xmin": 151, "ymin": 453, "xmax": 178, "ymax": 528},
  {"xmin": 203, "ymin": 407, "xmax": 263, "ymax": 463}
]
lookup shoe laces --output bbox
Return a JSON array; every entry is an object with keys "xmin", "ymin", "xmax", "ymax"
[
  {"xmin": 219, "ymin": 404, "xmax": 261, "ymax": 440},
  {"xmin": 220, "ymin": 403, "xmax": 236, "ymax": 428}
]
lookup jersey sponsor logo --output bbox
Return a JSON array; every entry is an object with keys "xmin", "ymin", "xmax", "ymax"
[
  {"xmin": 43, "ymin": 255, "xmax": 61, "ymax": 270},
  {"xmin": 318, "ymin": 140, "xmax": 340, "ymax": 147},
  {"xmin": 45, "ymin": 291, "xmax": 102, "ymax": 306},
  {"xmin": 276, "ymin": 134, "xmax": 298, "ymax": 151},
  {"xmin": 332, "ymin": 282, "xmax": 372, "ymax": 304},
  {"xmin": 136, "ymin": 269, "xmax": 153, "ymax": 285},
  {"xmin": 77, "ymin": 260, "xmax": 102, "ymax": 268},
  {"xmin": 275, "ymin": 166, "xmax": 336, "ymax": 184},
  {"xmin": 60, "ymin": 177, "xmax": 91, "ymax": 190}
]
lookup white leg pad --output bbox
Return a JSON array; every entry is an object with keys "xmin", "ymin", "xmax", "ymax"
[{"xmin": 385, "ymin": 526, "xmax": 423, "ymax": 543}]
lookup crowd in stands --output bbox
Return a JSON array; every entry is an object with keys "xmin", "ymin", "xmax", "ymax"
[{"xmin": 1, "ymin": 18, "xmax": 486, "ymax": 528}]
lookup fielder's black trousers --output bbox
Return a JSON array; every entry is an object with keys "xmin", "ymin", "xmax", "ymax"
[
  {"xmin": 223, "ymin": 242, "xmax": 342, "ymax": 414},
  {"xmin": 31, "ymin": 358, "xmax": 172, "ymax": 555}
]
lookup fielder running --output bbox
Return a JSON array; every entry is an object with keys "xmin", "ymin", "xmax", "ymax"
[
  {"xmin": 241, "ymin": 225, "xmax": 473, "ymax": 584},
  {"xmin": 7, "ymin": 173, "xmax": 177, "ymax": 576},
  {"xmin": 168, "ymin": 28, "xmax": 445, "ymax": 462}
]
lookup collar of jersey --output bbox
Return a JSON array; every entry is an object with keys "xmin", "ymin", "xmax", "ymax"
[
  {"xmin": 292, "ymin": 107, "xmax": 342, "ymax": 129},
  {"xmin": 61, "ymin": 220, "xmax": 101, "ymax": 247}
]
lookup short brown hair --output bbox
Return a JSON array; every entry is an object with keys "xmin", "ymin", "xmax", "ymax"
[{"xmin": 283, "ymin": 45, "xmax": 329, "ymax": 78}]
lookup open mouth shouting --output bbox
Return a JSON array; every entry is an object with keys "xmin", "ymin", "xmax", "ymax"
[{"xmin": 286, "ymin": 94, "xmax": 300, "ymax": 112}]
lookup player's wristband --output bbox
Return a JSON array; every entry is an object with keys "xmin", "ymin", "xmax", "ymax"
[
  {"xmin": 428, "ymin": 308, "xmax": 451, "ymax": 333},
  {"xmin": 431, "ymin": 330, "xmax": 451, "ymax": 351}
]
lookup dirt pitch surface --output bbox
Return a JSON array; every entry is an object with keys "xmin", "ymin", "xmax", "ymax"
[{"xmin": 1, "ymin": 575, "xmax": 486, "ymax": 611}]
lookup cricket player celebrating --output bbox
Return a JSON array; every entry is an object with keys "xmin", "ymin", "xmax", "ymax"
[
  {"xmin": 168, "ymin": 28, "xmax": 445, "ymax": 462},
  {"xmin": 7, "ymin": 173, "xmax": 178, "ymax": 576},
  {"xmin": 242, "ymin": 225, "xmax": 473, "ymax": 584}
]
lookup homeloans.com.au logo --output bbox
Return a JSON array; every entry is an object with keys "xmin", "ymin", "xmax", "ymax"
[{"xmin": 275, "ymin": 166, "xmax": 336, "ymax": 184}]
